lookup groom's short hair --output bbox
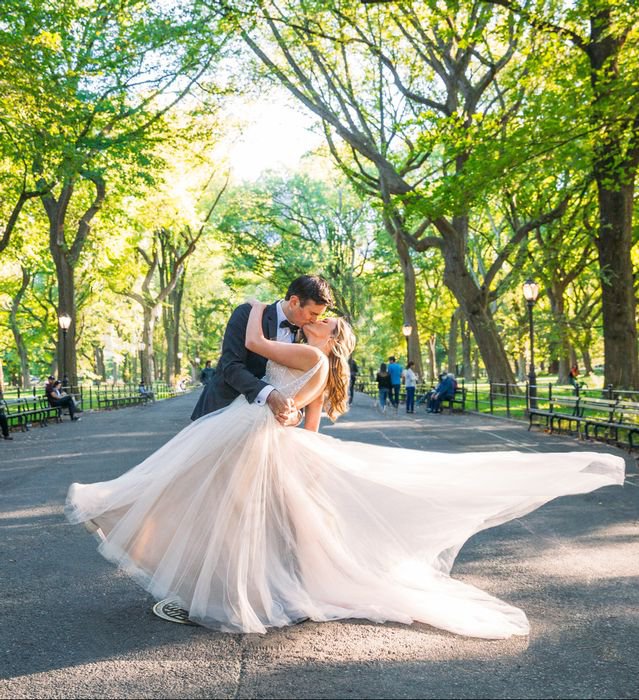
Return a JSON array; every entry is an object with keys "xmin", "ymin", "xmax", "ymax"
[{"xmin": 285, "ymin": 275, "xmax": 333, "ymax": 307}]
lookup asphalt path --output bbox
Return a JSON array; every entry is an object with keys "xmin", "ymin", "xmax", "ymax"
[{"xmin": 0, "ymin": 390, "xmax": 637, "ymax": 699}]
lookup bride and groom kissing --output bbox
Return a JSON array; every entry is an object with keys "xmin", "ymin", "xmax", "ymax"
[
  {"xmin": 66, "ymin": 273, "xmax": 624, "ymax": 637},
  {"xmin": 190, "ymin": 274, "xmax": 344, "ymax": 429}
]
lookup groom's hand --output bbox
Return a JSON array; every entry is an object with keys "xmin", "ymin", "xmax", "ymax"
[
  {"xmin": 279, "ymin": 407, "xmax": 303, "ymax": 427},
  {"xmin": 266, "ymin": 390, "xmax": 296, "ymax": 425}
]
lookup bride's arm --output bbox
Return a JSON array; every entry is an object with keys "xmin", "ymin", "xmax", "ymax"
[
  {"xmin": 246, "ymin": 301, "xmax": 324, "ymax": 373},
  {"xmin": 302, "ymin": 395, "xmax": 323, "ymax": 432}
]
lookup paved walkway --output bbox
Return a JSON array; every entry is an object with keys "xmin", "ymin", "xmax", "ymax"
[{"xmin": 0, "ymin": 392, "xmax": 637, "ymax": 699}]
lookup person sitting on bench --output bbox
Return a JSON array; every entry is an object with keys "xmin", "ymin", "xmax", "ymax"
[
  {"xmin": 0, "ymin": 392, "xmax": 13, "ymax": 440},
  {"xmin": 46, "ymin": 378, "xmax": 80, "ymax": 421},
  {"xmin": 139, "ymin": 380, "xmax": 155, "ymax": 402},
  {"xmin": 427, "ymin": 373, "xmax": 457, "ymax": 413}
]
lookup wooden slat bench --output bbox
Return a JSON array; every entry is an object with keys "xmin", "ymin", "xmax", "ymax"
[
  {"xmin": 445, "ymin": 386, "xmax": 467, "ymax": 413},
  {"xmin": 96, "ymin": 388, "xmax": 150, "ymax": 410},
  {"xmin": 528, "ymin": 396, "xmax": 582, "ymax": 433},
  {"xmin": 582, "ymin": 399, "xmax": 639, "ymax": 449},
  {"xmin": 1, "ymin": 396, "xmax": 62, "ymax": 431},
  {"xmin": 529, "ymin": 393, "xmax": 639, "ymax": 450}
]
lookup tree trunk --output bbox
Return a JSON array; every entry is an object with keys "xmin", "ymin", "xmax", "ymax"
[
  {"xmin": 16, "ymin": 333, "xmax": 30, "ymax": 389},
  {"xmin": 43, "ymin": 182, "xmax": 78, "ymax": 388},
  {"xmin": 427, "ymin": 334, "xmax": 437, "ymax": 383},
  {"xmin": 547, "ymin": 285, "xmax": 571, "ymax": 384},
  {"xmin": 42, "ymin": 175, "xmax": 105, "ymax": 390},
  {"xmin": 391, "ymin": 226, "xmax": 423, "ymax": 378},
  {"xmin": 473, "ymin": 349, "xmax": 480, "ymax": 378},
  {"xmin": 173, "ymin": 278, "xmax": 185, "ymax": 377},
  {"xmin": 581, "ymin": 346, "xmax": 593, "ymax": 375},
  {"xmin": 442, "ymin": 264, "xmax": 516, "ymax": 384},
  {"xmin": 461, "ymin": 317, "xmax": 472, "ymax": 381},
  {"xmin": 93, "ymin": 345, "xmax": 105, "ymax": 380},
  {"xmin": 596, "ymin": 184, "xmax": 638, "ymax": 388},
  {"xmin": 9, "ymin": 268, "xmax": 32, "ymax": 389},
  {"xmin": 165, "ymin": 276, "xmax": 185, "ymax": 385},
  {"xmin": 142, "ymin": 307, "xmax": 157, "ymax": 384},
  {"xmin": 51, "ymin": 252, "xmax": 77, "ymax": 387},
  {"xmin": 164, "ymin": 309, "xmax": 176, "ymax": 386},
  {"xmin": 588, "ymin": 10, "xmax": 639, "ymax": 389},
  {"xmin": 432, "ymin": 215, "xmax": 517, "ymax": 385},
  {"xmin": 516, "ymin": 353, "xmax": 526, "ymax": 382},
  {"xmin": 448, "ymin": 308, "xmax": 461, "ymax": 375}
]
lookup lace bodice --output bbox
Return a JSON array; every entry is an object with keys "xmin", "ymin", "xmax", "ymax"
[{"xmin": 264, "ymin": 360, "xmax": 323, "ymax": 399}]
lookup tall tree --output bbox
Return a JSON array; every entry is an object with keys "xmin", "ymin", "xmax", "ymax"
[
  {"xmin": 481, "ymin": 0, "xmax": 639, "ymax": 387},
  {"xmin": 0, "ymin": 0, "xmax": 225, "ymax": 386},
  {"xmin": 230, "ymin": 0, "xmax": 575, "ymax": 383},
  {"xmin": 125, "ymin": 180, "xmax": 226, "ymax": 383}
]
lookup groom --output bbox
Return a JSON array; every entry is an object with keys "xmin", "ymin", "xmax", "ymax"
[{"xmin": 190, "ymin": 274, "xmax": 333, "ymax": 424}]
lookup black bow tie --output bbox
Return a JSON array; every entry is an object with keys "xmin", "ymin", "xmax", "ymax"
[{"xmin": 279, "ymin": 319, "xmax": 300, "ymax": 333}]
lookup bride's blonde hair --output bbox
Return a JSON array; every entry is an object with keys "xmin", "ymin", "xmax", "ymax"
[{"xmin": 324, "ymin": 317, "xmax": 356, "ymax": 422}]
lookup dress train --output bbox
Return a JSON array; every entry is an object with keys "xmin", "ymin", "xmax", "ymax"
[{"xmin": 66, "ymin": 363, "xmax": 625, "ymax": 639}]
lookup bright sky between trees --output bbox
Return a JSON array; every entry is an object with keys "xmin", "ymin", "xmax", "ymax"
[{"xmin": 219, "ymin": 92, "xmax": 323, "ymax": 182}]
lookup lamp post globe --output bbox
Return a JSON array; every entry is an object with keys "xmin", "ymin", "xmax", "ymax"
[
  {"xmin": 523, "ymin": 279, "xmax": 539, "ymax": 305},
  {"xmin": 522, "ymin": 279, "xmax": 539, "ymax": 410},
  {"xmin": 58, "ymin": 313, "xmax": 72, "ymax": 389},
  {"xmin": 402, "ymin": 323, "xmax": 413, "ymax": 365}
]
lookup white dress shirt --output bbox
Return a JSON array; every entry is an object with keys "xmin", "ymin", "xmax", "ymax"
[{"xmin": 403, "ymin": 368, "xmax": 417, "ymax": 388}]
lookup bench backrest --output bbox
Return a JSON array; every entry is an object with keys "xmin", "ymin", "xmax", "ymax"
[
  {"xmin": 579, "ymin": 398, "xmax": 618, "ymax": 420},
  {"xmin": 612, "ymin": 401, "xmax": 639, "ymax": 425},
  {"xmin": 2, "ymin": 396, "xmax": 50, "ymax": 413},
  {"xmin": 549, "ymin": 396, "xmax": 581, "ymax": 415}
]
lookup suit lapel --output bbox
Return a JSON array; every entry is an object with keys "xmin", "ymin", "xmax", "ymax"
[{"xmin": 264, "ymin": 302, "xmax": 279, "ymax": 340}]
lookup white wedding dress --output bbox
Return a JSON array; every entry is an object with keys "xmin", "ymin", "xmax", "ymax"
[{"xmin": 66, "ymin": 361, "xmax": 625, "ymax": 639}]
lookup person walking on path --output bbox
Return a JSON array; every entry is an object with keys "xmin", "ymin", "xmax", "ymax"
[
  {"xmin": 569, "ymin": 364, "xmax": 580, "ymax": 394},
  {"xmin": 375, "ymin": 362, "xmax": 391, "ymax": 413},
  {"xmin": 0, "ymin": 392, "xmax": 13, "ymax": 440},
  {"xmin": 387, "ymin": 356, "xmax": 403, "ymax": 411},
  {"xmin": 403, "ymin": 361, "xmax": 418, "ymax": 414},
  {"xmin": 348, "ymin": 356, "xmax": 359, "ymax": 405}
]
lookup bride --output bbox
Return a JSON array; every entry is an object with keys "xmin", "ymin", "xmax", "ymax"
[{"xmin": 66, "ymin": 301, "xmax": 625, "ymax": 639}]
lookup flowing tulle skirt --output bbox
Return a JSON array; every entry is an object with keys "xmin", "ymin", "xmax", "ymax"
[{"xmin": 65, "ymin": 397, "xmax": 625, "ymax": 639}]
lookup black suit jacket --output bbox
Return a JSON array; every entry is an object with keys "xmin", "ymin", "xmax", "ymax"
[{"xmin": 190, "ymin": 302, "xmax": 279, "ymax": 420}]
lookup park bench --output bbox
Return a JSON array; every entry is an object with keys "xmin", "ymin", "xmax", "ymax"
[
  {"xmin": 529, "ymin": 394, "xmax": 639, "ymax": 450},
  {"xmin": 528, "ymin": 395, "xmax": 582, "ymax": 433},
  {"xmin": 446, "ymin": 385, "xmax": 467, "ymax": 413},
  {"xmin": 1, "ymin": 396, "xmax": 62, "ymax": 431},
  {"xmin": 582, "ymin": 398, "xmax": 639, "ymax": 450},
  {"xmin": 96, "ymin": 386, "xmax": 150, "ymax": 410},
  {"xmin": 416, "ymin": 383, "xmax": 466, "ymax": 413},
  {"xmin": 360, "ymin": 379, "xmax": 466, "ymax": 414}
]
